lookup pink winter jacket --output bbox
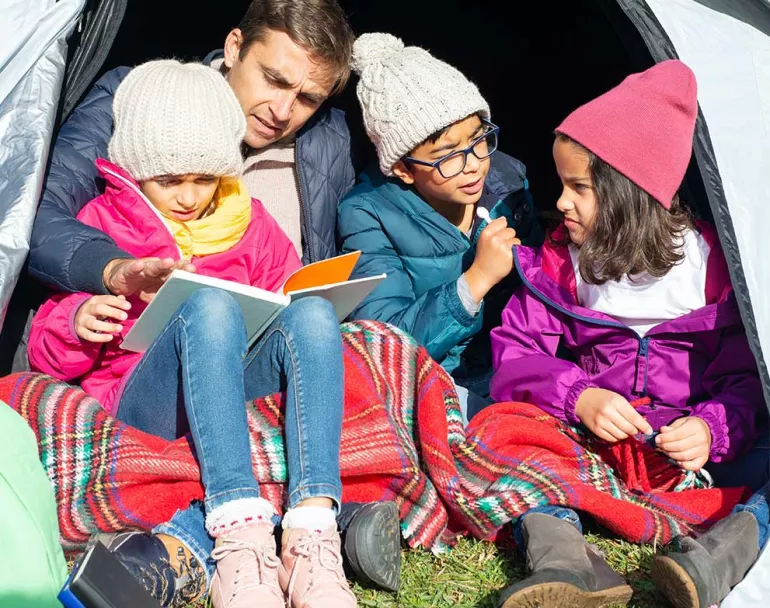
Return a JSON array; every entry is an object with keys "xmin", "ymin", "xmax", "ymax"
[{"xmin": 29, "ymin": 159, "xmax": 302, "ymax": 414}]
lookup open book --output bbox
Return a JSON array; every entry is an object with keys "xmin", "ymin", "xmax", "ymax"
[{"xmin": 120, "ymin": 251, "xmax": 385, "ymax": 353}]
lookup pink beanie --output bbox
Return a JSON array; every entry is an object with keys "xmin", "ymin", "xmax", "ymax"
[{"xmin": 556, "ymin": 60, "xmax": 698, "ymax": 209}]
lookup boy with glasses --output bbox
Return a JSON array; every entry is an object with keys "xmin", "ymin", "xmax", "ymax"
[{"xmin": 338, "ymin": 33, "xmax": 542, "ymax": 419}]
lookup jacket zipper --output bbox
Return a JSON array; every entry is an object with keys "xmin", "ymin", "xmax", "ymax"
[
  {"xmin": 100, "ymin": 167, "xmax": 183, "ymax": 259},
  {"xmin": 513, "ymin": 250, "xmax": 652, "ymax": 398},
  {"xmin": 294, "ymin": 139, "xmax": 315, "ymax": 264}
]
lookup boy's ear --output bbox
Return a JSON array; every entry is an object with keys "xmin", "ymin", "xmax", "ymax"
[{"xmin": 392, "ymin": 160, "xmax": 415, "ymax": 185}]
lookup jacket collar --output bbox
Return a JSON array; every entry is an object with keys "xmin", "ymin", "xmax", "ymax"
[
  {"xmin": 515, "ymin": 221, "xmax": 741, "ymax": 334},
  {"xmin": 95, "ymin": 158, "xmax": 182, "ymax": 256},
  {"xmin": 359, "ymin": 150, "xmax": 527, "ymax": 237}
]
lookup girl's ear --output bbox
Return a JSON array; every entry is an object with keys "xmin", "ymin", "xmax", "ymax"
[{"xmin": 392, "ymin": 160, "xmax": 415, "ymax": 185}]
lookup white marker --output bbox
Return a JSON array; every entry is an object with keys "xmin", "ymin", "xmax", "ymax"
[{"xmin": 476, "ymin": 207, "xmax": 491, "ymax": 223}]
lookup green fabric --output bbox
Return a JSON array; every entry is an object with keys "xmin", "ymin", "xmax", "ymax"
[{"xmin": 0, "ymin": 401, "xmax": 67, "ymax": 607}]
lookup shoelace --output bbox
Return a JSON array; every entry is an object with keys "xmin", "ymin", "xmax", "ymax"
[
  {"xmin": 211, "ymin": 539, "xmax": 282, "ymax": 602},
  {"xmin": 287, "ymin": 532, "xmax": 352, "ymax": 600}
]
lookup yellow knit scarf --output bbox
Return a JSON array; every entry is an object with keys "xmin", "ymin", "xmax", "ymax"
[{"xmin": 161, "ymin": 177, "xmax": 251, "ymax": 258}]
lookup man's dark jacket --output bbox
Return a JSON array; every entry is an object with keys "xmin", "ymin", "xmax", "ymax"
[{"xmin": 29, "ymin": 50, "xmax": 358, "ymax": 294}]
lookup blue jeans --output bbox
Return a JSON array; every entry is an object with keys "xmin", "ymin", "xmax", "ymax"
[
  {"xmin": 512, "ymin": 505, "xmax": 582, "ymax": 552},
  {"xmin": 709, "ymin": 434, "xmax": 770, "ymax": 551},
  {"xmin": 733, "ymin": 482, "xmax": 770, "ymax": 550},
  {"xmin": 115, "ymin": 289, "xmax": 345, "ymax": 580},
  {"xmin": 707, "ymin": 433, "xmax": 770, "ymax": 493}
]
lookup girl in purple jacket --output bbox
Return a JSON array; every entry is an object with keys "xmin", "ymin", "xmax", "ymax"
[{"xmin": 491, "ymin": 61, "xmax": 769, "ymax": 608}]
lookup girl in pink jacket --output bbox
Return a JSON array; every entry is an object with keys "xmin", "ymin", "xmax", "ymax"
[
  {"xmin": 29, "ymin": 60, "xmax": 357, "ymax": 608},
  {"xmin": 491, "ymin": 61, "xmax": 768, "ymax": 608}
]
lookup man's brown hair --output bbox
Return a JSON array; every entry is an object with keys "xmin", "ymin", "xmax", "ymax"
[
  {"xmin": 236, "ymin": 0, "xmax": 354, "ymax": 96},
  {"xmin": 555, "ymin": 134, "xmax": 694, "ymax": 285}
]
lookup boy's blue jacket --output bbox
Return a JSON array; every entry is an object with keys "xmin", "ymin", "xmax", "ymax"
[{"xmin": 337, "ymin": 152, "xmax": 543, "ymax": 383}]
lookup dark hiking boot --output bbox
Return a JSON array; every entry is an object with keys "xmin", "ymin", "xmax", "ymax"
[
  {"xmin": 91, "ymin": 531, "xmax": 206, "ymax": 607},
  {"xmin": 650, "ymin": 511, "xmax": 760, "ymax": 608},
  {"xmin": 337, "ymin": 501, "xmax": 402, "ymax": 592},
  {"xmin": 498, "ymin": 513, "xmax": 633, "ymax": 608}
]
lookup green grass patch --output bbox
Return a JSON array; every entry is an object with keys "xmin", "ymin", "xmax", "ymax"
[
  {"xmin": 350, "ymin": 535, "xmax": 666, "ymax": 608},
  {"xmin": 174, "ymin": 534, "xmax": 671, "ymax": 607}
]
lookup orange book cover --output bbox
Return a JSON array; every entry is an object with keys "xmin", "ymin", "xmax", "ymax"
[{"xmin": 282, "ymin": 251, "xmax": 362, "ymax": 295}]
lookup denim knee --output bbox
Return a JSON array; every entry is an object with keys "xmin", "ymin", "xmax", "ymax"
[
  {"xmin": 280, "ymin": 297, "xmax": 339, "ymax": 341},
  {"xmin": 179, "ymin": 288, "xmax": 245, "ymax": 337}
]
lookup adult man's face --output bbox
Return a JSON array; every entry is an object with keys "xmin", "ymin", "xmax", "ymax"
[{"xmin": 223, "ymin": 28, "xmax": 335, "ymax": 149}]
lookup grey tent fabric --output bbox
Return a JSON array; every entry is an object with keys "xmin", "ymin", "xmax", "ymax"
[
  {"xmin": 0, "ymin": 0, "xmax": 86, "ymax": 330},
  {"xmin": 609, "ymin": 1, "xmax": 770, "ymax": 603}
]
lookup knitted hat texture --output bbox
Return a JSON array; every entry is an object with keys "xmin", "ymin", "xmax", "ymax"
[
  {"xmin": 352, "ymin": 33, "xmax": 490, "ymax": 176},
  {"xmin": 557, "ymin": 60, "xmax": 698, "ymax": 209},
  {"xmin": 109, "ymin": 60, "xmax": 246, "ymax": 181}
]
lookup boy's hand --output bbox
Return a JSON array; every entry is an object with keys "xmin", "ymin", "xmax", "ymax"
[
  {"xmin": 655, "ymin": 416, "xmax": 712, "ymax": 471},
  {"xmin": 575, "ymin": 387, "xmax": 653, "ymax": 442},
  {"xmin": 74, "ymin": 295, "xmax": 131, "ymax": 343},
  {"xmin": 464, "ymin": 217, "xmax": 520, "ymax": 302},
  {"xmin": 103, "ymin": 257, "xmax": 196, "ymax": 303}
]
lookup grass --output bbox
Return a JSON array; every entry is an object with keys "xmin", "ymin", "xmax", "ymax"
[
  {"xmin": 350, "ymin": 535, "xmax": 665, "ymax": 608},
  {"xmin": 191, "ymin": 533, "xmax": 667, "ymax": 607}
]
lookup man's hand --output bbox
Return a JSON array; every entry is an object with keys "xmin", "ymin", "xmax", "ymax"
[
  {"xmin": 656, "ymin": 416, "xmax": 712, "ymax": 471},
  {"xmin": 103, "ymin": 258, "xmax": 196, "ymax": 303},
  {"xmin": 74, "ymin": 295, "xmax": 131, "ymax": 343},
  {"xmin": 464, "ymin": 217, "xmax": 521, "ymax": 302},
  {"xmin": 575, "ymin": 387, "xmax": 654, "ymax": 442}
]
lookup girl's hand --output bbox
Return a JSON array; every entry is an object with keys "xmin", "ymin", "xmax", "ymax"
[
  {"xmin": 655, "ymin": 416, "xmax": 712, "ymax": 471},
  {"xmin": 575, "ymin": 387, "xmax": 653, "ymax": 442},
  {"xmin": 74, "ymin": 295, "xmax": 131, "ymax": 343}
]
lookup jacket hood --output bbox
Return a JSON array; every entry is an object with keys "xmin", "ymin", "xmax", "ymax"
[{"xmin": 515, "ymin": 221, "xmax": 741, "ymax": 335}]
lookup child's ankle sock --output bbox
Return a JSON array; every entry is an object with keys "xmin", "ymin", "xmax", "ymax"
[
  {"xmin": 205, "ymin": 497, "xmax": 276, "ymax": 538},
  {"xmin": 281, "ymin": 505, "xmax": 337, "ymax": 533}
]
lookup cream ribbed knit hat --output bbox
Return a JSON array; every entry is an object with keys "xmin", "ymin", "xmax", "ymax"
[
  {"xmin": 109, "ymin": 60, "xmax": 246, "ymax": 181},
  {"xmin": 352, "ymin": 33, "xmax": 490, "ymax": 177}
]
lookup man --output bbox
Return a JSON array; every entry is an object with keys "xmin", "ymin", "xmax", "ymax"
[{"xmin": 29, "ymin": 1, "xmax": 398, "ymax": 605}]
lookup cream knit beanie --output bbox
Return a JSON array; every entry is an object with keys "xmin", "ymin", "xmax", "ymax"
[
  {"xmin": 109, "ymin": 60, "xmax": 246, "ymax": 181},
  {"xmin": 352, "ymin": 33, "xmax": 491, "ymax": 177}
]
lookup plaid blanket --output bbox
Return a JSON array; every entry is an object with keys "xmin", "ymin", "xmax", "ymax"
[{"xmin": 0, "ymin": 321, "xmax": 745, "ymax": 553}]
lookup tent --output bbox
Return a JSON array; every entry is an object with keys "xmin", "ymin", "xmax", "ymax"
[
  {"xmin": 0, "ymin": 0, "xmax": 126, "ymax": 370},
  {"xmin": 0, "ymin": 0, "xmax": 768, "ymax": 603}
]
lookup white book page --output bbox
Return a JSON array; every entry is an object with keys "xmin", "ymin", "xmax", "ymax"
[
  {"xmin": 121, "ymin": 270, "xmax": 290, "ymax": 352},
  {"xmin": 288, "ymin": 274, "xmax": 386, "ymax": 322}
]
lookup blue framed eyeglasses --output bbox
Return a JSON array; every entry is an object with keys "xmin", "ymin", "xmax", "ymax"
[{"xmin": 404, "ymin": 120, "xmax": 499, "ymax": 179}]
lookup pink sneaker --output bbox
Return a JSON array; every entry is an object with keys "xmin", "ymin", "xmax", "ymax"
[
  {"xmin": 210, "ymin": 522, "xmax": 285, "ymax": 608},
  {"xmin": 279, "ymin": 526, "xmax": 357, "ymax": 607}
]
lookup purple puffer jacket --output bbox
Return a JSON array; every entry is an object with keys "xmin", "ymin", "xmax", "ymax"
[{"xmin": 490, "ymin": 222, "xmax": 763, "ymax": 462}]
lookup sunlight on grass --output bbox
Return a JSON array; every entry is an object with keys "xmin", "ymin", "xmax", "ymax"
[{"xmin": 187, "ymin": 534, "xmax": 668, "ymax": 608}]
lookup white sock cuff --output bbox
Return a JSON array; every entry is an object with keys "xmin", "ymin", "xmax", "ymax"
[
  {"xmin": 205, "ymin": 497, "xmax": 276, "ymax": 538},
  {"xmin": 281, "ymin": 506, "xmax": 337, "ymax": 533}
]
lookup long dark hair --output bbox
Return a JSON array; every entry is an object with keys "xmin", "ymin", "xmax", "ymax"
[{"xmin": 554, "ymin": 134, "xmax": 694, "ymax": 285}]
